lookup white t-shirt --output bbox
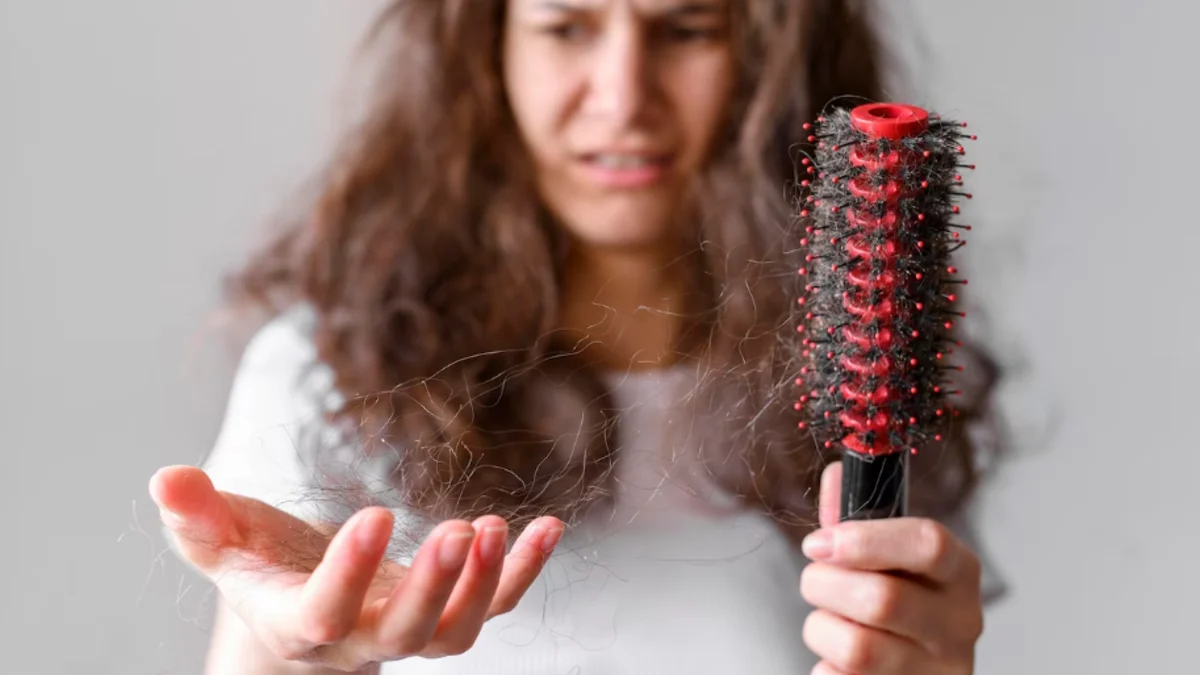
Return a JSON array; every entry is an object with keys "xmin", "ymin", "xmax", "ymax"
[{"xmin": 198, "ymin": 305, "xmax": 1002, "ymax": 674}]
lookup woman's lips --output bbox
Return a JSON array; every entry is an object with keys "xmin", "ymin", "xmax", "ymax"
[{"xmin": 578, "ymin": 153, "xmax": 672, "ymax": 188}]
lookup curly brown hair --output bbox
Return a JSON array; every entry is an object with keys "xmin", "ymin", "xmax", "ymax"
[{"xmin": 225, "ymin": 0, "xmax": 1003, "ymax": 542}]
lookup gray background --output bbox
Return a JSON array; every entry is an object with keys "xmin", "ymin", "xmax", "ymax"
[{"xmin": 1, "ymin": 1, "xmax": 1195, "ymax": 673}]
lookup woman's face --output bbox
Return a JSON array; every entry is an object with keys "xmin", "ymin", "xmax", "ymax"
[{"xmin": 502, "ymin": 0, "xmax": 735, "ymax": 252}]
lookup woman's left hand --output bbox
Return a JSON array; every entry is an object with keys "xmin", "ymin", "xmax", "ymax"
[{"xmin": 799, "ymin": 461, "xmax": 984, "ymax": 675}]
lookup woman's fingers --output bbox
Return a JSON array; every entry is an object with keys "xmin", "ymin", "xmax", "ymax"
[
  {"xmin": 372, "ymin": 521, "xmax": 476, "ymax": 659},
  {"xmin": 150, "ymin": 465, "xmax": 242, "ymax": 570},
  {"xmin": 295, "ymin": 507, "xmax": 395, "ymax": 646},
  {"xmin": 370, "ymin": 516, "xmax": 563, "ymax": 660},
  {"xmin": 154, "ymin": 465, "xmax": 564, "ymax": 667},
  {"xmin": 810, "ymin": 661, "xmax": 851, "ymax": 675},
  {"xmin": 818, "ymin": 461, "xmax": 842, "ymax": 528},
  {"xmin": 425, "ymin": 516, "xmax": 509, "ymax": 655},
  {"xmin": 803, "ymin": 518, "xmax": 971, "ymax": 585},
  {"xmin": 800, "ymin": 562, "xmax": 938, "ymax": 645},
  {"xmin": 803, "ymin": 608, "xmax": 927, "ymax": 675},
  {"xmin": 488, "ymin": 517, "xmax": 563, "ymax": 617}
]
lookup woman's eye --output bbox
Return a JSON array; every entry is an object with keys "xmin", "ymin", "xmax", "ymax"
[
  {"xmin": 544, "ymin": 22, "xmax": 591, "ymax": 42},
  {"xmin": 661, "ymin": 24, "xmax": 723, "ymax": 43}
]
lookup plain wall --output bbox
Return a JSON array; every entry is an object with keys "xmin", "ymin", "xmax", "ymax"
[{"xmin": 2, "ymin": 1, "xmax": 1196, "ymax": 673}]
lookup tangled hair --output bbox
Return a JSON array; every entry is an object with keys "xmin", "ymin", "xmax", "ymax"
[{"xmin": 226, "ymin": 0, "xmax": 1004, "ymax": 542}]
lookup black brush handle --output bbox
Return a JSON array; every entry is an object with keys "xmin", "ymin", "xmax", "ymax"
[{"xmin": 840, "ymin": 450, "xmax": 909, "ymax": 521}]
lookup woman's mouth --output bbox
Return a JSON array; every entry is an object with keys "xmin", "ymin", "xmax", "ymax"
[{"xmin": 579, "ymin": 152, "xmax": 672, "ymax": 189}]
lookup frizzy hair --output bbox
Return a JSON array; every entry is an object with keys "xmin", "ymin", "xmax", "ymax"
[{"xmin": 224, "ymin": 0, "xmax": 1004, "ymax": 541}]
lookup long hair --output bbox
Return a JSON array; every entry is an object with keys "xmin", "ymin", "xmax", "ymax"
[{"xmin": 226, "ymin": 0, "xmax": 1004, "ymax": 540}]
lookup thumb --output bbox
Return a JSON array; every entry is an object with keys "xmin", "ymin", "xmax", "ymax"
[
  {"xmin": 150, "ymin": 465, "xmax": 242, "ymax": 570},
  {"xmin": 818, "ymin": 461, "xmax": 842, "ymax": 528}
]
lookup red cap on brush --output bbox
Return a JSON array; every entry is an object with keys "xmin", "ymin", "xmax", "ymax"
[{"xmin": 794, "ymin": 102, "xmax": 977, "ymax": 521}]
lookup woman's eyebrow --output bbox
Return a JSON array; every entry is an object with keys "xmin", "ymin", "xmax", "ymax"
[
  {"xmin": 659, "ymin": 1, "xmax": 726, "ymax": 19},
  {"xmin": 531, "ymin": 1, "xmax": 726, "ymax": 16}
]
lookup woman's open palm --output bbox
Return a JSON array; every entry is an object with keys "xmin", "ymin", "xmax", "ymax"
[{"xmin": 150, "ymin": 466, "xmax": 563, "ymax": 671}]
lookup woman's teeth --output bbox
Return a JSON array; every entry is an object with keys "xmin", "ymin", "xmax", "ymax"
[{"xmin": 591, "ymin": 154, "xmax": 658, "ymax": 169}]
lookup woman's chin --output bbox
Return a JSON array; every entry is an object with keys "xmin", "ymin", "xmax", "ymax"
[{"xmin": 561, "ymin": 202, "xmax": 681, "ymax": 252}]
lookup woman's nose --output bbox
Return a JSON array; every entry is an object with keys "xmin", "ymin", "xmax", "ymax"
[{"xmin": 586, "ymin": 26, "xmax": 652, "ymax": 126}]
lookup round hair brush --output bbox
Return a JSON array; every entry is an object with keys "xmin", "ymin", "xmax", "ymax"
[{"xmin": 794, "ymin": 102, "xmax": 976, "ymax": 521}]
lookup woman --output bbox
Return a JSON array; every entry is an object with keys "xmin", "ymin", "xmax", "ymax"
[{"xmin": 151, "ymin": 1, "xmax": 1003, "ymax": 673}]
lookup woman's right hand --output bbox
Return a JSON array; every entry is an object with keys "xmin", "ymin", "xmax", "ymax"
[{"xmin": 149, "ymin": 465, "xmax": 563, "ymax": 672}]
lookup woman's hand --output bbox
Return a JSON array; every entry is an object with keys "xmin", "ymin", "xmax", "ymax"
[
  {"xmin": 149, "ymin": 465, "xmax": 562, "ymax": 672},
  {"xmin": 800, "ymin": 462, "xmax": 984, "ymax": 675}
]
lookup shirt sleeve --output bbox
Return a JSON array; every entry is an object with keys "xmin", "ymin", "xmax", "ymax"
[{"xmin": 199, "ymin": 304, "xmax": 337, "ymax": 525}]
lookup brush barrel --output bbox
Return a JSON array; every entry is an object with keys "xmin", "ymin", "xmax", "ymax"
[
  {"xmin": 835, "ymin": 103, "xmax": 925, "ymax": 521},
  {"xmin": 799, "ymin": 100, "xmax": 971, "ymax": 522}
]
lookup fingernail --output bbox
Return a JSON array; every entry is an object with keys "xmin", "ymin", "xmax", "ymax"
[
  {"xmin": 539, "ymin": 525, "xmax": 564, "ymax": 554},
  {"xmin": 478, "ymin": 525, "xmax": 507, "ymax": 565},
  {"xmin": 439, "ymin": 531, "xmax": 474, "ymax": 570},
  {"xmin": 802, "ymin": 530, "xmax": 832, "ymax": 560}
]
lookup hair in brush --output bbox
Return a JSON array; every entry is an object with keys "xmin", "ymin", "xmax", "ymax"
[{"xmin": 795, "ymin": 102, "xmax": 977, "ymax": 521}]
